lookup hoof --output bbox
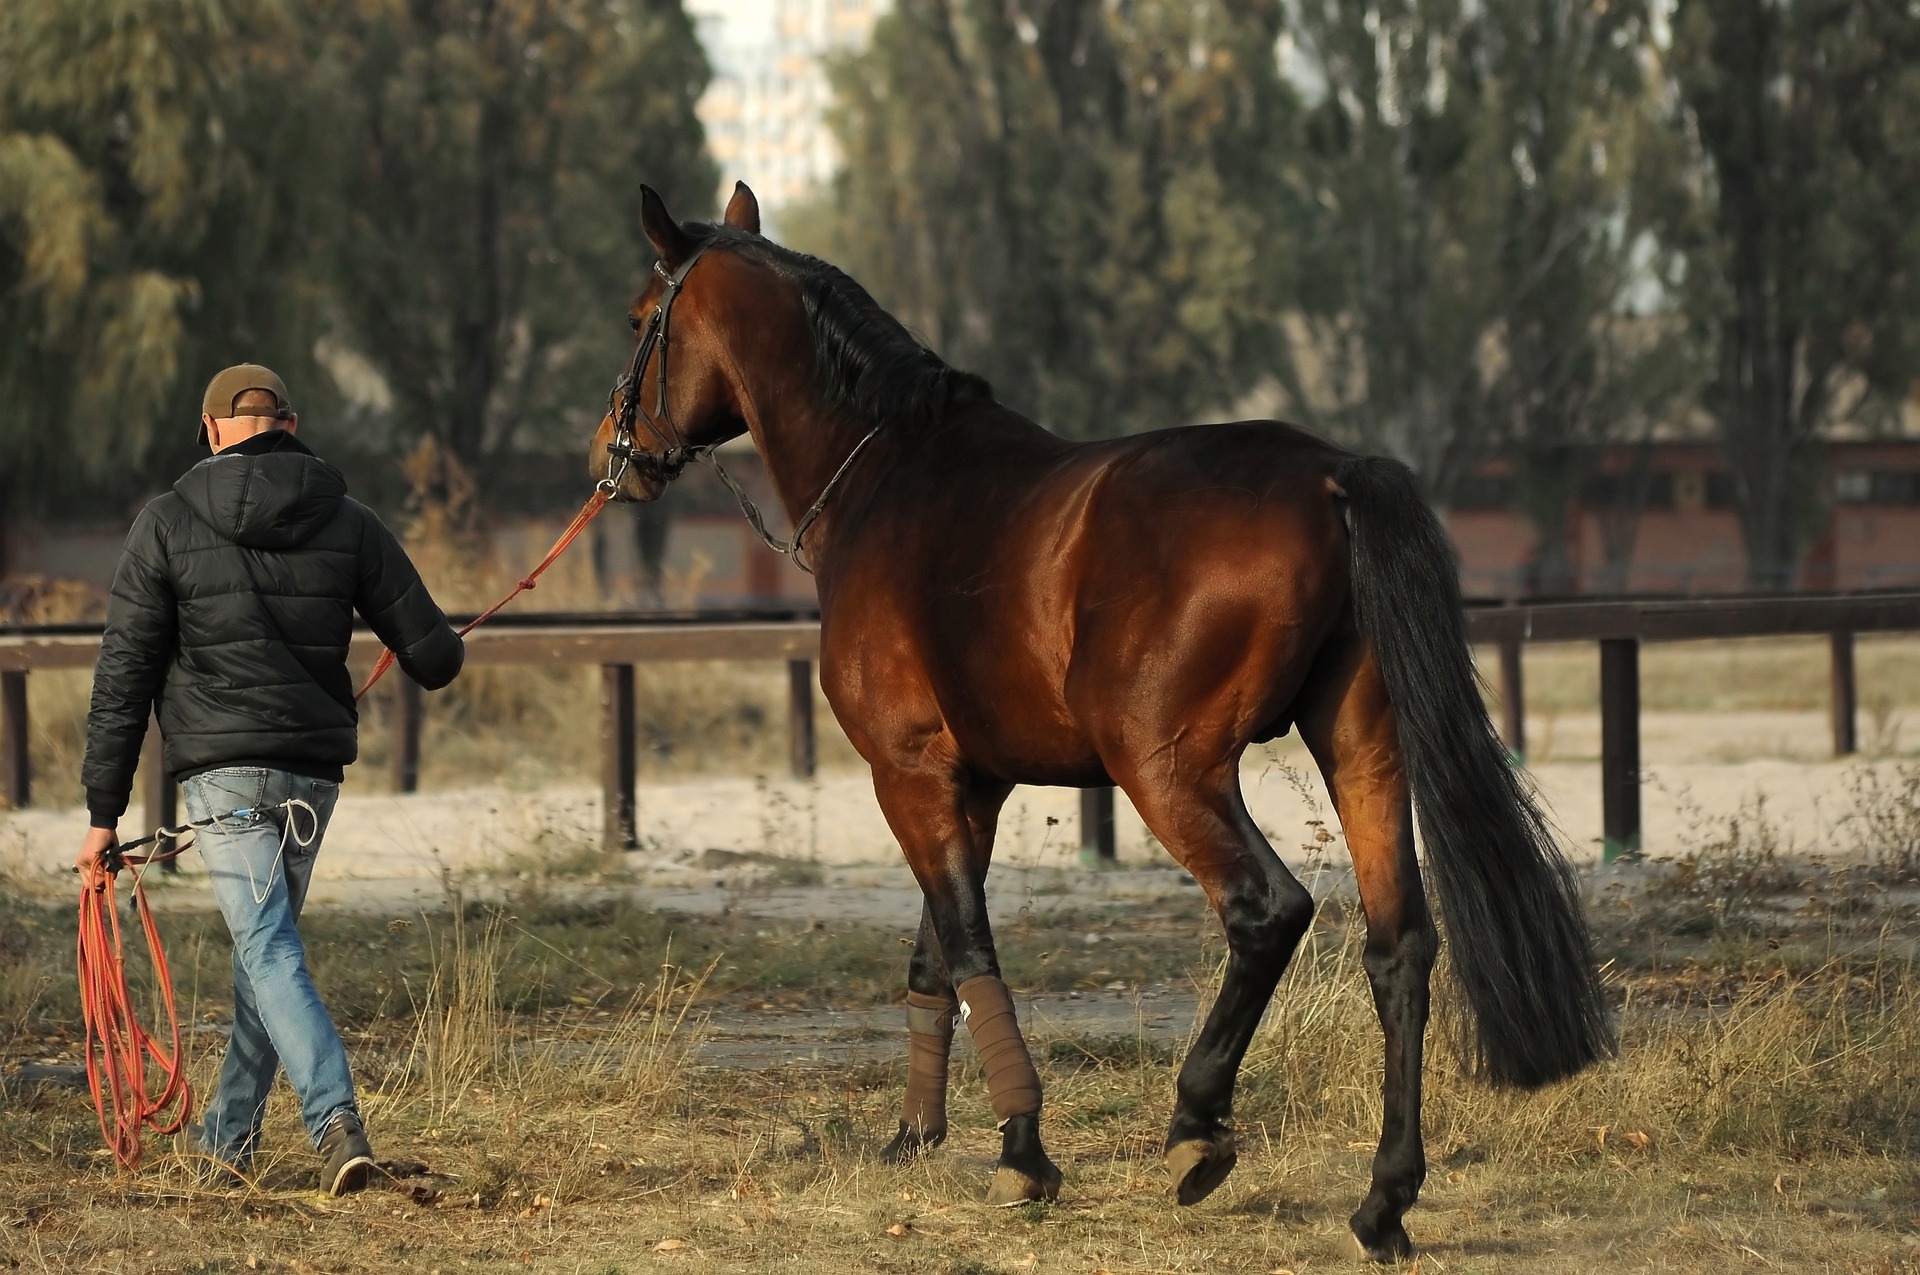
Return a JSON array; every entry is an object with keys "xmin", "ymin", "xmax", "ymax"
[
  {"xmin": 1350, "ymin": 1217, "xmax": 1414, "ymax": 1264},
  {"xmin": 986, "ymin": 1159, "xmax": 1061, "ymax": 1206},
  {"xmin": 1165, "ymin": 1134, "xmax": 1237, "ymax": 1206},
  {"xmin": 880, "ymin": 1122, "xmax": 945, "ymax": 1164}
]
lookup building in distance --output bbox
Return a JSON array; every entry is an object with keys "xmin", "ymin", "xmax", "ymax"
[{"xmin": 687, "ymin": 0, "xmax": 891, "ymax": 222}]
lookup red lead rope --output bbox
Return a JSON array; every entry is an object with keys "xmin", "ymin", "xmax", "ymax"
[
  {"xmin": 80, "ymin": 486, "xmax": 612, "ymax": 1171},
  {"xmin": 354, "ymin": 487, "xmax": 611, "ymax": 701},
  {"xmin": 77, "ymin": 842, "xmax": 194, "ymax": 1168}
]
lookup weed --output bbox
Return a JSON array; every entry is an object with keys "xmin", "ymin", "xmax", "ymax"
[
  {"xmin": 1842, "ymin": 763, "xmax": 1920, "ymax": 882},
  {"xmin": 1636, "ymin": 790, "xmax": 1811, "ymax": 937}
]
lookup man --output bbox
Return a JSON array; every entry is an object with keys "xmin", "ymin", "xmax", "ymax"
[{"xmin": 76, "ymin": 364, "xmax": 464, "ymax": 1194}]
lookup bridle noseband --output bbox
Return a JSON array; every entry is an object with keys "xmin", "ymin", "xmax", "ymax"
[{"xmin": 600, "ymin": 237, "xmax": 882, "ymax": 575}]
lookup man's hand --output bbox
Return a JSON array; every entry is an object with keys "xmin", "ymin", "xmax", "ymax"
[{"xmin": 76, "ymin": 827, "xmax": 118, "ymax": 893}]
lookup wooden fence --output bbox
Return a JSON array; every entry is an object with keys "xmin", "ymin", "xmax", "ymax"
[{"xmin": 5, "ymin": 592, "xmax": 1919, "ymax": 864}]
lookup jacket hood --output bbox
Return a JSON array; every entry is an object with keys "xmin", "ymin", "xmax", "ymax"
[{"xmin": 174, "ymin": 450, "xmax": 349, "ymax": 550}]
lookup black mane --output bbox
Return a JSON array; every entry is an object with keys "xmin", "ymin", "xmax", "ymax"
[{"xmin": 698, "ymin": 225, "xmax": 992, "ymax": 432}]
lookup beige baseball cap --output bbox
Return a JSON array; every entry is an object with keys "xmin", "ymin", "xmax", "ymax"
[{"xmin": 200, "ymin": 364, "xmax": 292, "ymax": 445}]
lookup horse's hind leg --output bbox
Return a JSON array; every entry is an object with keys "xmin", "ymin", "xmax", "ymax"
[
  {"xmin": 1296, "ymin": 632, "xmax": 1438, "ymax": 1263},
  {"xmin": 873, "ymin": 768, "xmax": 1058, "ymax": 1203},
  {"xmin": 1118, "ymin": 767, "xmax": 1315, "ymax": 1206}
]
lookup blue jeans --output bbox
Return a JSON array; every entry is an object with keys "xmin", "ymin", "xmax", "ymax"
[{"xmin": 183, "ymin": 767, "xmax": 356, "ymax": 1163}]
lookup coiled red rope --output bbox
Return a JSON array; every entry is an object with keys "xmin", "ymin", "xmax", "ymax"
[
  {"xmin": 77, "ymin": 837, "xmax": 194, "ymax": 1168},
  {"xmin": 79, "ymin": 485, "xmax": 613, "ymax": 1169}
]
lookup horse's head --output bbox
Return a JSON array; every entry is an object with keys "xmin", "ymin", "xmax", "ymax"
[{"xmin": 590, "ymin": 182, "xmax": 764, "ymax": 502}]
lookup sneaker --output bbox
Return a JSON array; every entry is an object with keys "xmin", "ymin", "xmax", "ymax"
[{"xmin": 317, "ymin": 1112, "xmax": 376, "ymax": 1196}]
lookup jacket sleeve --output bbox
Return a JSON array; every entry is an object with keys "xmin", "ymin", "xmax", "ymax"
[
  {"xmin": 353, "ymin": 507, "xmax": 465, "ymax": 690},
  {"xmin": 81, "ymin": 506, "xmax": 178, "ymax": 827}
]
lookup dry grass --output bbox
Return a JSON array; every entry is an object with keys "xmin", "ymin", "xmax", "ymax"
[
  {"xmin": 351, "ymin": 658, "xmax": 868, "ymax": 794},
  {"xmin": 1241, "ymin": 909, "xmax": 1920, "ymax": 1167},
  {"xmin": 5, "ymin": 860, "xmax": 1920, "ymax": 1273},
  {"xmin": 15, "ymin": 657, "xmax": 871, "ymax": 808},
  {"xmin": 16, "ymin": 667, "xmax": 94, "ymax": 810},
  {"xmin": 355, "ymin": 446, "xmax": 866, "ymax": 793},
  {"xmin": 7, "ymin": 478, "xmax": 1920, "ymax": 1265},
  {"xmin": 383, "ymin": 907, "xmax": 710, "ymax": 1128}
]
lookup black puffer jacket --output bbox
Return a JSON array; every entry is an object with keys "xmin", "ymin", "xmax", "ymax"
[{"xmin": 82, "ymin": 432, "xmax": 463, "ymax": 826}]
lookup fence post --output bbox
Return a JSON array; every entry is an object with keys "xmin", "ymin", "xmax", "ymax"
[
  {"xmin": 601, "ymin": 663, "xmax": 637, "ymax": 852},
  {"xmin": 1080, "ymin": 786, "xmax": 1116, "ymax": 866},
  {"xmin": 1830, "ymin": 630, "xmax": 1857, "ymax": 757},
  {"xmin": 1497, "ymin": 637, "xmax": 1526, "ymax": 762},
  {"xmin": 788, "ymin": 659, "xmax": 816, "ymax": 780},
  {"xmin": 1598, "ymin": 638, "xmax": 1641, "ymax": 862},
  {"xmin": 1, "ymin": 670, "xmax": 26, "ymax": 809},
  {"xmin": 391, "ymin": 676, "xmax": 423, "ymax": 794},
  {"xmin": 140, "ymin": 714, "xmax": 178, "ymax": 872}
]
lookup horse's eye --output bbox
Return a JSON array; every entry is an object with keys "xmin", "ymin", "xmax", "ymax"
[{"xmin": 628, "ymin": 315, "xmax": 642, "ymax": 332}]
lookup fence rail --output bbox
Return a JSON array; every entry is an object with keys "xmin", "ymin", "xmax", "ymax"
[{"xmin": 5, "ymin": 592, "xmax": 1919, "ymax": 863}]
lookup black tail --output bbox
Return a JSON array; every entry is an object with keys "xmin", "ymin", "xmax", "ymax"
[{"xmin": 1335, "ymin": 455, "xmax": 1615, "ymax": 1088}]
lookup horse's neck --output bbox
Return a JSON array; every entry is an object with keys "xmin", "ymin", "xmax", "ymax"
[
  {"xmin": 718, "ymin": 300, "xmax": 1060, "ymax": 538},
  {"xmin": 736, "ymin": 367, "xmax": 875, "ymax": 527}
]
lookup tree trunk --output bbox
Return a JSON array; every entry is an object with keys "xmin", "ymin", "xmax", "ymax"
[{"xmin": 447, "ymin": 21, "xmax": 514, "ymax": 466}]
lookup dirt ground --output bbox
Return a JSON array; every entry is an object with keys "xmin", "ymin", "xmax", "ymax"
[
  {"xmin": 6, "ymin": 829, "xmax": 1920, "ymax": 1274},
  {"xmin": 2, "ymin": 709, "xmax": 1911, "ymax": 920}
]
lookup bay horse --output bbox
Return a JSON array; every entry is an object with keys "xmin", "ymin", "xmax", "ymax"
[{"xmin": 591, "ymin": 183, "xmax": 1613, "ymax": 1262}]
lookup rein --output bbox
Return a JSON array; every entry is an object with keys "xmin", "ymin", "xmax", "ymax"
[
  {"xmin": 353, "ymin": 486, "xmax": 610, "ymax": 700},
  {"xmin": 603, "ymin": 238, "xmax": 882, "ymax": 576},
  {"xmin": 79, "ymin": 797, "xmax": 323, "ymax": 1170},
  {"xmin": 695, "ymin": 424, "xmax": 881, "ymax": 574}
]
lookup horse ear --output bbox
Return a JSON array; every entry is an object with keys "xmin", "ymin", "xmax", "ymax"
[
  {"xmin": 723, "ymin": 181, "xmax": 761, "ymax": 235},
  {"xmin": 640, "ymin": 185, "xmax": 696, "ymax": 269}
]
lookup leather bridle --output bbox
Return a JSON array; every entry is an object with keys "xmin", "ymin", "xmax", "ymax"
[
  {"xmin": 599, "ymin": 237, "xmax": 882, "ymax": 575},
  {"xmin": 601, "ymin": 239, "xmax": 719, "ymax": 495}
]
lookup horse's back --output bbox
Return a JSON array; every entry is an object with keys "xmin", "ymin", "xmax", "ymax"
[{"xmin": 820, "ymin": 416, "xmax": 1355, "ymax": 783}]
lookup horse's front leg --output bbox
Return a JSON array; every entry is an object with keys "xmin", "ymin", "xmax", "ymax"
[
  {"xmin": 881, "ymin": 900, "xmax": 957, "ymax": 1161},
  {"xmin": 874, "ymin": 767, "xmax": 1057, "ymax": 1204}
]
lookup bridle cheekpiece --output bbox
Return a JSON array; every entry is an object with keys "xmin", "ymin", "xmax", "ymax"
[{"xmin": 601, "ymin": 240, "xmax": 718, "ymax": 496}]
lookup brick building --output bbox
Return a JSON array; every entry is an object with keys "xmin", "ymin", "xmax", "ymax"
[{"xmin": 1448, "ymin": 440, "xmax": 1920, "ymax": 599}]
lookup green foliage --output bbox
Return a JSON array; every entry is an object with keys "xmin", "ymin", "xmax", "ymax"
[
  {"xmin": 0, "ymin": 0, "xmax": 308, "ymax": 504},
  {"xmin": 800, "ymin": 0, "xmax": 1696, "ymax": 501},
  {"xmin": 5, "ymin": 0, "xmax": 1919, "ymax": 584},
  {"xmin": 0, "ymin": 0, "xmax": 713, "ymax": 520},
  {"xmin": 793, "ymin": 0, "xmax": 1301, "ymax": 438},
  {"xmin": 1667, "ymin": 0, "xmax": 1920, "ymax": 586},
  {"xmin": 802, "ymin": 0, "xmax": 1920, "ymax": 600},
  {"xmin": 1284, "ymin": 0, "xmax": 1494, "ymax": 479},
  {"xmin": 1462, "ymin": 0, "xmax": 1694, "ymax": 590},
  {"xmin": 301, "ymin": 0, "xmax": 716, "ymax": 463},
  {"xmin": 1286, "ymin": 0, "xmax": 1693, "ymax": 591}
]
